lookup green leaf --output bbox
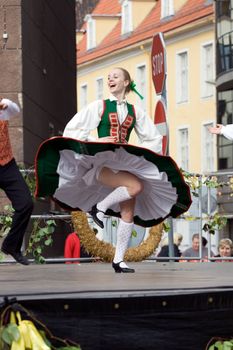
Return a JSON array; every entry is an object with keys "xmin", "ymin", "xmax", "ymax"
[
  {"xmin": 214, "ymin": 341, "xmax": 223, "ymax": 350},
  {"xmin": 223, "ymin": 341, "xmax": 233, "ymax": 350},
  {"xmin": 1, "ymin": 324, "xmax": 20, "ymax": 345},
  {"xmin": 192, "ymin": 192, "xmax": 199, "ymax": 197},
  {"xmin": 36, "ymin": 247, "xmax": 42, "ymax": 254},
  {"xmin": 131, "ymin": 229, "xmax": 137, "ymax": 238},
  {"xmin": 45, "ymin": 238, "xmax": 53, "ymax": 246},
  {"xmin": 46, "ymin": 220, "xmax": 56, "ymax": 226},
  {"xmin": 111, "ymin": 220, "xmax": 117, "ymax": 227}
]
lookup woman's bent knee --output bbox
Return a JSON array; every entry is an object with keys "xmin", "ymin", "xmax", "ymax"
[{"xmin": 129, "ymin": 179, "xmax": 143, "ymax": 196}]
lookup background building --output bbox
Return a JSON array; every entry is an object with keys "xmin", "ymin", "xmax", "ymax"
[
  {"xmin": 0, "ymin": 0, "xmax": 77, "ymax": 257},
  {"xmin": 215, "ymin": 0, "xmax": 233, "ymax": 237}
]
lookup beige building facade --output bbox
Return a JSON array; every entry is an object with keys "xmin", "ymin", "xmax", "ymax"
[{"xmin": 76, "ymin": 0, "xmax": 215, "ymax": 174}]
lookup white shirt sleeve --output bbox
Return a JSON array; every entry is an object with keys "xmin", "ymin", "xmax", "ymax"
[
  {"xmin": 63, "ymin": 100, "xmax": 103, "ymax": 141},
  {"xmin": 221, "ymin": 124, "xmax": 233, "ymax": 141},
  {"xmin": 133, "ymin": 105, "xmax": 163, "ymax": 154},
  {"xmin": 0, "ymin": 98, "xmax": 20, "ymax": 120}
]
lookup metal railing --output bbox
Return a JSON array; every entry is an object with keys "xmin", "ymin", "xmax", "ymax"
[{"xmin": 1, "ymin": 169, "xmax": 233, "ymax": 263}]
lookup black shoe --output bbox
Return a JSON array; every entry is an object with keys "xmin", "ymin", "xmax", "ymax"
[
  {"xmin": 112, "ymin": 261, "xmax": 135, "ymax": 273},
  {"xmin": 89, "ymin": 204, "xmax": 105, "ymax": 229},
  {"xmin": 1, "ymin": 246, "xmax": 30, "ymax": 265}
]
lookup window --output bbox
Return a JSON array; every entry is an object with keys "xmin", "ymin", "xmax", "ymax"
[
  {"xmin": 201, "ymin": 43, "xmax": 214, "ymax": 98},
  {"xmin": 136, "ymin": 64, "xmax": 146, "ymax": 110},
  {"xmin": 121, "ymin": 0, "xmax": 132, "ymax": 35},
  {"xmin": 202, "ymin": 123, "xmax": 214, "ymax": 172},
  {"xmin": 178, "ymin": 127, "xmax": 189, "ymax": 170},
  {"xmin": 80, "ymin": 84, "xmax": 87, "ymax": 109},
  {"xmin": 161, "ymin": 0, "xmax": 174, "ymax": 19},
  {"xmin": 218, "ymin": 90, "xmax": 233, "ymax": 169},
  {"xmin": 86, "ymin": 16, "xmax": 96, "ymax": 50},
  {"xmin": 96, "ymin": 78, "xmax": 104, "ymax": 100},
  {"xmin": 176, "ymin": 51, "xmax": 188, "ymax": 103}
]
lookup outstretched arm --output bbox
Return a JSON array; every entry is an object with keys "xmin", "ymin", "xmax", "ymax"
[{"xmin": 209, "ymin": 124, "xmax": 233, "ymax": 141}]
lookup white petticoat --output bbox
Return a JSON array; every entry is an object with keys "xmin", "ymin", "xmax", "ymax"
[{"xmin": 54, "ymin": 147, "xmax": 178, "ymax": 222}]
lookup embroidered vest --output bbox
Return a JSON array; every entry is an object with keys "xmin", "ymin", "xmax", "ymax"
[
  {"xmin": 0, "ymin": 121, "xmax": 13, "ymax": 166},
  {"xmin": 97, "ymin": 99, "xmax": 136, "ymax": 143}
]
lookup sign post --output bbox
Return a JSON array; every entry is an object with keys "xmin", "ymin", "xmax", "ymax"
[
  {"xmin": 151, "ymin": 32, "xmax": 166, "ymax": 96},
  {"xmin": 151, "ymin": 32, "xmax": 168, "ymax": 155},
  {"xmin": 151, "ymin": 32, "xmax": 174, "ymax": 260}
]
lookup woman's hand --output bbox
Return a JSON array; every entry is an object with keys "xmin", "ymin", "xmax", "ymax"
[
  {"xmin": 98, "ymin": 136, "xmax": 117, "ymax": 143},
  {"xmin": 208, "ymin": 124, "xmax": 223, "ymax": 135}
]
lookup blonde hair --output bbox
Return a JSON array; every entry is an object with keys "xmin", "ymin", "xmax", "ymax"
[
  {"xmin": 160, "ymin": 233, "xmax": 183, "ymax": 247},
  {"xmin": 218, "ymin": 238, "xmax": 233, "ymax": 251},
  {"xmin": 115, "ymin": 67, "xmax": 133, "ymax": 94}
]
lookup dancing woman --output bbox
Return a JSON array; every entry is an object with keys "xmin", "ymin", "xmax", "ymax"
[{"xmin": 35, "ymin": 67, "xmax": 191, "ymax": 273}]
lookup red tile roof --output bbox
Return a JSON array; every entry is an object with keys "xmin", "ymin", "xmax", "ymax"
[
  {"xmin": 77, "ymin": 0, "xmax": 214, "ymax": 65},
  {"xmin": 92, "ymin": 0, "xmax": 121, "ymax": 15}
]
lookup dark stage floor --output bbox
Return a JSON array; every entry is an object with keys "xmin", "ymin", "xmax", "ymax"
[
  {"xmin": 1, "ymin": 262, "xmax": 233, "ymax": 350},
  {"xmin": 0, "ymin": 261, "xmax": 233, "ymax": 300}
]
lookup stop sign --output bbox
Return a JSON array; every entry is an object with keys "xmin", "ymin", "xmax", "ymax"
[
  {"xmin": 151, "ymin": 33, "xmax": 166, "ymax": 95},
  {"xmin": 154, "ymin": 98, "xmax": 168, "ymax": 155}
]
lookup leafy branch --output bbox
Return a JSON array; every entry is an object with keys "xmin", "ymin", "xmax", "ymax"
[{"xmin": 26, "ymin": 219, "xmax": 56, "ymax": 264}]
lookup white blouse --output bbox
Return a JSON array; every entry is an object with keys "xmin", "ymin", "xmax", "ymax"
[
  {"xmin": 0, "ymin": 99, "xmax": 20, "ymax": 120},
  {"xmin": 63, "ymin": 95, "xmax": 163, "ymax": 154},
  {"xmin": 221, "ymin": 124, "xmax": 233, "ymax": 141}
]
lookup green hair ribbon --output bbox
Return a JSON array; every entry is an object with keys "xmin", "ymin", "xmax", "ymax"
[{"xmin": 130, "ymin": 81, "xmax": 144, "ymax": 100}]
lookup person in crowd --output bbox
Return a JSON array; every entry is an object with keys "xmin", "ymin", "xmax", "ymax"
[
  {"xmin": 64, "ymin": 232, "xmax": 81, "ymax": 264},
  {"xmin": 0, "ymin": 98, "xmax": 33, "ymax": 265},
  {"xmin": 180, "ymin": 233, "xmax": 214, "ymax": 262},
  {"xmin": 35, "ymin": 67, "xmax": 191, "ymax": 273},
  {"xmin": 156, "ymin": 232, "xmax": 183, "ymax": 262},
  {"xmin": 208, "ymin": 124, "xmax": 233, "ymax": 140},
  {"xmin": 213, "ymin": 238, "xmax": 233, "ymax": 262},
  {"xmin": 64, "ymin": 228, "xmax": 98, "ymax": 264}
]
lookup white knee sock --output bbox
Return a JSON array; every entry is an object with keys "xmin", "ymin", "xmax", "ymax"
[
  {"xmin": 113, "ymin": 219, "xmax": 133, "ymax": 267},
  {"xmin": 96, "ymin": 186, "xmax": 131, "ymax": 223}
]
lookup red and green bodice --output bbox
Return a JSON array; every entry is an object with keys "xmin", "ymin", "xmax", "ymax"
[{"xmin": 97, "ymin": 99, "xmax": 136, "ymax": 143}]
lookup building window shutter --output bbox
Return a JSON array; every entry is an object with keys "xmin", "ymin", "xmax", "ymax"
[
  {"xmin": 122, "ymin": 0, "xmax": 132, "ymax": 34},
  {"xmin": 201, "ymin": 43, "xmax": 214, "ymax": 98},
  {"xmin": 87, "ymin": 17, "xmax": 96, "ymax": 50},
  {"xmin": 176, "ymin": 51, "xmax": 188, "ymax": 103},
  {"xmin": 178, "ymin": 128, "xmax": 189, "ymax": 170},
  {"xmin": 161, "ymin": 0, "xmax": 174, "ymax": 18}
]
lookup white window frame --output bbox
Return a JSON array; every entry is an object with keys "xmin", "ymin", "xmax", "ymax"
[
  {"xmin": 200, "ymin": 41, "xmax": 215, "ymax": 99},
  {"xmin": 201, "ymin": 121, "xmax": 215, "ymax": 172},
  {"xmin": 177, "ymin": 126, "xmax": 189, "ymax": 171},
  {"xmin": 121, "ymin": 0, "xmax": 133, "ymax": 35},
  {"xmin": 176, "ymin": 49, "xmax": 189, "ymax": 104},
  {"xmin": 96, "ymin": 77, "xmax": 104, "ymax": 100},
  {"xmin": 86, "ymin": 15, "xmax": 96, "ymax": 50},
  {"xmin": 136, "ymin": 63, "xmax": 147, "ymax": 111},
  {"xmin": 80, "ymin": 83, "xmax": 88, "ymax": 109},
  {"xmin": 161, "ymin": 0, "xmax": 174, "ymax": 19}
]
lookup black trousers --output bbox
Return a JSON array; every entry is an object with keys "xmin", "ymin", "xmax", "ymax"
[{"xmin": 0, "ymin": 159, "xmax": 33, "ymax": 252}]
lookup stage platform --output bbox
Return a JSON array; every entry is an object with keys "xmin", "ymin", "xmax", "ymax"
[{"xmin": 1, "ymin": 262, "xmax": 233, "ymax": 349}]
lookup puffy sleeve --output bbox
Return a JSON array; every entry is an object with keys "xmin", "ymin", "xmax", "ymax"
[
  {"xmin": 133, "ymin": 105, "xmax": 162, "ymax": 154},
  {"xmin": 0, "ymin": 98, "xmax": 20, "ymax": 120},
  {"xmin": 221, "ymin": 124, "xmax": 233, "ymax": 141},
  {"xmin": 63, "ymin": 100, "xmax": 103, "ymax": 141}
]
